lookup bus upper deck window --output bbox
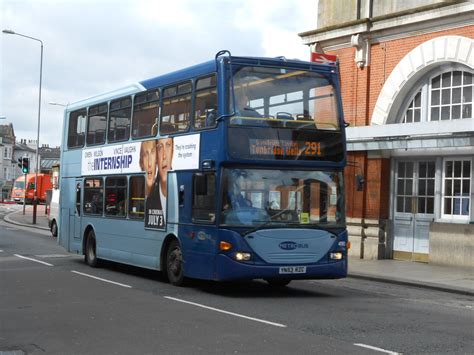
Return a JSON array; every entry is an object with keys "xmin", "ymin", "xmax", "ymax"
[
  {"xmin": 132, "ymin": 90, "xmax": 160, "ymax": 139},
  {"xmin": 194, "ymin": 74, "xmax": 217, "ymax": 130},
  {"xmin": 67, "ymin": 109, "xmax": 87, "ymax": 149},
  {"xmin": 109, "ymin": 97, "xmax": 132, "ymax": 143},
  {"xmin": 160, "ymin": 81, "xmax": 192, "ymax": 135},
  {"xmin": 87, "ymin": 103, "xmax": 108, "ymax": 146}
]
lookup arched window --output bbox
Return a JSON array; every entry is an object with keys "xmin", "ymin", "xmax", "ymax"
[
  {"xmin": 403, "ymin": 90, "xmax": 421, "ymax": 123},
  {"xmin": 399, "ymin": 66, "xmax": 473, "ymax": 124},
  {"xmin": 430, "ymin": 71, "xmax": 472, "ymax": 121}
]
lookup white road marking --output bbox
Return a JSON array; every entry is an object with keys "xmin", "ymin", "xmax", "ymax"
[
  {"xmin": 71, "ymin": 270, "xmax": 132, "ymax": 288},
  {"xmin": 354, "ymin": 343, "xmax": 400, "ymax": 354},
  {"xmin": 164, "ymin": 296, "xmax": 287, "ymax": 328},
  {"xmin": 14, "ymin": 254, "xmax": 54, "ymax": 266}
]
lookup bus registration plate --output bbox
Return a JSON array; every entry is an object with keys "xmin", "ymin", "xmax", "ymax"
[{"xmin": 279, "ymin": 266, "xmax": 306, "ymax": 274}]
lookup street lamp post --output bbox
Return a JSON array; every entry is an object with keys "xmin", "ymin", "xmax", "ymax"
[
  {"xmin": 3, "ymin": 29, "xmax": 43, "ymax": 224},
  {"xmin": 0, "ymin": 116, "xmax": 7, "ymax": 203}
]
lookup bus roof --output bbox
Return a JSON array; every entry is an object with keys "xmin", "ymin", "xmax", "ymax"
[
  {"xmin": 140, "ymin": 59, "xmax": 216, "ymax": 90},
  {"xmin": 66, "ymin": 54, "xmax": 331, "ymax": 112}
]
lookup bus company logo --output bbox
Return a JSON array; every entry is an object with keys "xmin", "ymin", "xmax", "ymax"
[{"xmin": 279, "ymin": 241, "xmax": 309, "ymax": 250}]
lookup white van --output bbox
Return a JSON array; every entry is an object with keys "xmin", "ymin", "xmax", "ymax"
[{"xmin": 48, "ymin": 189, "xmax": 60, "ymax": 237}]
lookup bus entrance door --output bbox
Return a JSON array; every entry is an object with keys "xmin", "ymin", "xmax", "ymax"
[
  {"xmin": 72, "ymin": 180, "xmax": 82, "ymax": 243},
  {"xmin": 68, "ymin": 179, "xmax": 82, "ymax": 252}
]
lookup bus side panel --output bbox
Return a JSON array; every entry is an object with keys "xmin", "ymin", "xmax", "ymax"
[
  {"xmin": 89, "ymin": 218, "xmax": 161, "ymax": 270},
  {"xmin": 179, "ymin": 224, "xmax": 217, "ymax": 280}
]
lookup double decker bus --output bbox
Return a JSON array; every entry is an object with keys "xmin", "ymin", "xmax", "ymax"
[{"xmin": 58, "ymin": 51, "xmax": 348, "ymax": 287}]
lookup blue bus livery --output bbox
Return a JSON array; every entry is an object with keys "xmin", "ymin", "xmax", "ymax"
[{"xmin": 58, "ymin": 51, "xmax": 349, "ymax": 287}]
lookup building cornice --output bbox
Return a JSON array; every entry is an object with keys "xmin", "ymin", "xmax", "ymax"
[
  {"xmin": 299, "ymin": 2, "xmax": 474, "ymax": 49},
  {"xmin": 346, "ymin": 118, "xmax": 474, "ymax": 152}
]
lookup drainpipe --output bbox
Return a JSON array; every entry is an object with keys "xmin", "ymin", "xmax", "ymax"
[{"xmin": 354, "ymin": 34, "xmax": 371, "ymax": 259}]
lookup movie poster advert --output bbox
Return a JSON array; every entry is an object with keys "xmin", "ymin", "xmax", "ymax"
[
  {"xmin": 141, "ymin": 134, "xmax": 200, "ymax": 230},
  {"xmin": 81, "ymin": 134, "xmax": 200, "ymax": 230},
  {"xmin": 81, "ymin": 142, "xmax": 142, "ymax": 176}
]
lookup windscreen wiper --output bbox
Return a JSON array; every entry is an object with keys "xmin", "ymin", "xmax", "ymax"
[{"xmin": 242, "ymin": 208, "xmax": 293, "ymax": 236}]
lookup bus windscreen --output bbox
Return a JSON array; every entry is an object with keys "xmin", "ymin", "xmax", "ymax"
[
  {"xmin": 230, "ymin": 66, "xmax": 340, "ymax": 131},
  {"xmin": 221, "ymin": 168, "xmax": 344, "ymax": 229}
]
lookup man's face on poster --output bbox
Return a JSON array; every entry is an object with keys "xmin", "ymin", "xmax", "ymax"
[
  {"xmin": 141, "ymin": 140, "xmax": 157, "ymax": 195},
  {"xmin": 157, "ymin": 138, "xmax": 173, "ymax": 187}
]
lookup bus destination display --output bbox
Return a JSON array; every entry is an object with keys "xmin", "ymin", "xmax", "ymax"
[
  {"xmin": 249, "ymin": 138, "xmax": 322, "ymax": 158},
  {"xmin": 229, "ymin": 127, "xmax": 344, "ymax": 162}
]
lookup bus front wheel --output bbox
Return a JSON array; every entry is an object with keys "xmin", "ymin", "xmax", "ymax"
[
  {"xmin": 166, "ymin": 239, "xmax": 185, "ymax": 286},
  {"xmin": 85, "ymin": 230, "xmax": 100, "ymax": 267}
]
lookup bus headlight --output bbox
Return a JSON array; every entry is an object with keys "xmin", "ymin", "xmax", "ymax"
[
  {"xmin": 330, "ymin": 252, "xmax": 343, "ymax": 260},
  {"xmin": 234, "ymin": 252, "xmax": 251, "ymax": 261}
]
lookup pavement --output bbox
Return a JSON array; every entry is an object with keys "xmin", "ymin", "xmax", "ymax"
[
  {"xmin": 2, "ymin": 203, "xmax": 473, "ymax": 296},
  {"xmin": 348, "ymin": 257, "xmax": 473, "ymax": 296},
  {"xmin": 3, "ymin": 204, "xmax": 50, "ymax": 231}
]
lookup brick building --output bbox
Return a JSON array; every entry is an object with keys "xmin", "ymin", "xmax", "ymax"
[{"xmin": 300, "ymin": 0, "xmax": 473, "ymax": 267}]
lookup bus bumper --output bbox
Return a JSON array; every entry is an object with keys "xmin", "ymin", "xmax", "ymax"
[{"xmin": 214, "ymin": 254, "xmax": 347, "ymax": 281}]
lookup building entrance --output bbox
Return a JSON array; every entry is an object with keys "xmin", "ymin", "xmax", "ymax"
[{"xmin": 393, "ymin": 160, "xmax": 436, "ymax": 262}]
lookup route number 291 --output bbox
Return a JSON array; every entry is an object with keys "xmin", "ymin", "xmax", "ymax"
[{"xmin": 304, "ymin": 141, "xmax": 321, "ymax": 156}]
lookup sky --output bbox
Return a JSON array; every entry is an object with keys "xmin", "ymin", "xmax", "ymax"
[{"xmin": 0, "ymin": 0, "xmax": 316, "ymax": 147}]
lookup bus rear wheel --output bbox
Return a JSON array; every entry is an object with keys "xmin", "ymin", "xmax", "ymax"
[
  {"xmin": 85, "ymin": 230, "xmax": 100, "ymax": 267},
  {"xmin": 166, "ymin": 239, "xmax": 185, "ymax": 286}
]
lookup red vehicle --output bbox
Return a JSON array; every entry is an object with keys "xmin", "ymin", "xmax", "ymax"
[{"xmin": 12, "ymin": 173, "xmax": 53, "ymax": 204}]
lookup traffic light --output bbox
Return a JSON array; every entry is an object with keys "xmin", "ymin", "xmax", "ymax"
[{"xmin": 21, "ymin": 157, "xmax": 30, "ymax": 174}]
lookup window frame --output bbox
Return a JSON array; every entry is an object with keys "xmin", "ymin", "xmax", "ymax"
[
  {"xmin": 429, "ymin": 70, "xmax": 472, "ymax": 121},
  {"xmin": 160, "ymin": 80, "xmax": 192, "ymax": 135},
  {"xmin": 193, "ymin": 74, "xmax": 218, "ymax": 130},
  {"xmin": 128, "ymin": 175, "xmax": 145, "ymax": 220},
  {"xmin": 104, "ymin": 176, "xmax": 128, "ymax": 218},
  {"xmin": 441, "ymin": 157, "xmax": 472, "ymax": 222},
  {"xmin": 192, "ymin": 172, "xmax": 217, "ymax": 224},
  {"xmin": 402, "ymin": 90, "xmax": 422, "ymax": 123},
  {"xmin": 131, "ymin": 89, "xmax": 160, "ymax": 140},
  {"xmin": 83, "ymin": 177, "xmax": 104, "ymax": 216},
  {"xmin": 67, "ymin": 109, "xmax": 87, "ymax": 149},
  {"xmin": 108, "ymin": 96, "xmax": 132, "ymax": 143},
  {"xmin": 86, "ymin": 103, "xmax": 109, "ymax": 146},
  {"xmin": 397, "ymin": 64, "xmax": 473, "ymax": 124}
]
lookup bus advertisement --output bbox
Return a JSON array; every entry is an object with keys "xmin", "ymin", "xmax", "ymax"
[{"xmin": 58, "ymin": 51, "xmax": 348, "ymax": 287}]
